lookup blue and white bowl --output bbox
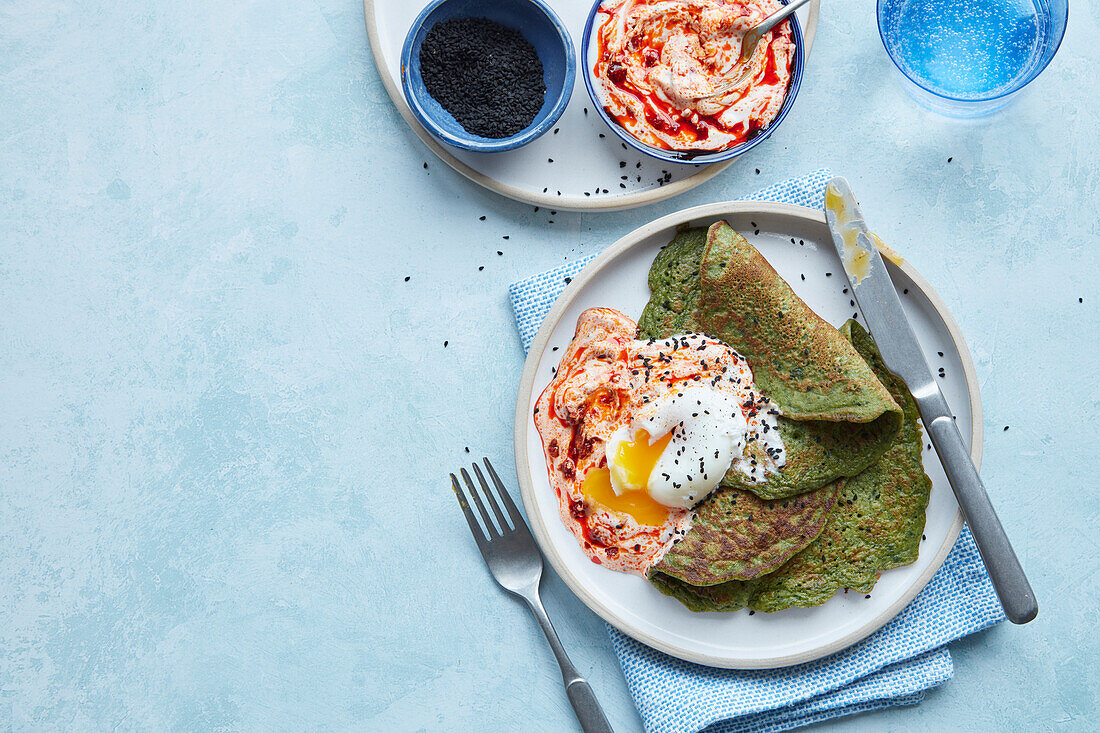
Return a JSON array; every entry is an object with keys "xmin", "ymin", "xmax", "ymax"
[
  {"xmin": 401, "ymin": 0, "xmax": 577, "ymax": 153},
  {"xmin": 580, "ymin": 0, "xmax": 806, "ymax": 165}
]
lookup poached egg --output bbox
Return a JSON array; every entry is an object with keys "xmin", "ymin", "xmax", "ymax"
[{"xmin": 606, "ymin": 386, "xmax": 748, "ymax": 508}]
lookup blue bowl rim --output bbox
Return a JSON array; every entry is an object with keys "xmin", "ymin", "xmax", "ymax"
[
  {"xmin": 579, "ymin": 0, "xmax": 805, "ymax": 166},
  {"xmin": 400, "ymin": 0, "xmax": 577, "ymax": 153},
  {"xmin": 875, "ymin": 0, "xmax": 1068, "ymax": 104}
]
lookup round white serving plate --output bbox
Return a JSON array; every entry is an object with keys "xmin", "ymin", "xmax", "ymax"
[
  {"xmin": 364, "ymin": 0, "xmax": 820, "ymax": 211},
  {"xmin": 514, "ymin": 202, "xmax": 980, "ymax": 668}
]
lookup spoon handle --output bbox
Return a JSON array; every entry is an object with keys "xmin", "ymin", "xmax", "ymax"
[{"xmin": 756, "ymin": 0, "xmax": 816, "ymax": 37}]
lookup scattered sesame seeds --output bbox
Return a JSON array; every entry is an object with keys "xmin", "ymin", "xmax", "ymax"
[
  {"xmin": 444, "ymin": 340, "xmax": 449, "ymax": 347},
  {"xmin": 1004, "ymin": 426, "xmax": 1009, "ymax": 431},
  {"xmin": 404, "ymin": 276, "xmax": 410, "ymax": 282}
]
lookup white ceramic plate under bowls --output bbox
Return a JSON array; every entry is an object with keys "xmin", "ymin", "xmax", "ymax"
[
  {"xmin": 365, "ymin": 0, "xmax": 820, "ymax": 211},
  {"xmin": 514, "ymin": 202, "xmax": 980, "ymax": 668}
]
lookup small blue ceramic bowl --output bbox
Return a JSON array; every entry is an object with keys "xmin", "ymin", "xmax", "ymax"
[
  {"xmin": 580, "ymin": 0, "xmax": 805, "ymax": 165},
  {"xmin": 401, "ymin": 0, "xmax": 576, "ymax": 153}
]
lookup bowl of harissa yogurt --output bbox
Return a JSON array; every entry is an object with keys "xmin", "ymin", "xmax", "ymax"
[{"xmin": 581, "ymin": 0, "xmax": 806, "ymax": 165}]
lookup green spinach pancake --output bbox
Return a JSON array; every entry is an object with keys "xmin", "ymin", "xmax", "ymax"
[
  {"xmin": 638, "ymin": 221, "xmax": 903, "ymax": 502},
  {"xmin": 649, "ymin": 320, "xmax": 932, "ymax": 612},
  {"xmin": 652, "ymin": 480, "xmax": 842, "ymax": 585}
]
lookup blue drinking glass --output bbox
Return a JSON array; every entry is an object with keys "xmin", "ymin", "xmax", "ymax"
[{"xmin": 878, "ymin": 0, "xmax": 1068, "ymax": 116}]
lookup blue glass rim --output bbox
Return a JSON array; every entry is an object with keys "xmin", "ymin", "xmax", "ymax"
[
  {"xmin": 400, "ymin": 0, "xmax": 577, "ymax": 153},
  {"xmin": 875, "ymin": 0, "xmax": 1069, "ymax": 105},
  {"xmin": 580, "ymin": 0, "xmax": 805, "ymax": 166}
]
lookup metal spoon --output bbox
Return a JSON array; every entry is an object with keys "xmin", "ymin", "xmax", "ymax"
[{"xmin": 693, "ymin": 0, "xmax": 815, "ymax": 100}]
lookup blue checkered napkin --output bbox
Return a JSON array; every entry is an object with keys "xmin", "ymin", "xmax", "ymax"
[{"xmin": 508, "ymin": 170, "xmax": 1004, "ymax": 733}]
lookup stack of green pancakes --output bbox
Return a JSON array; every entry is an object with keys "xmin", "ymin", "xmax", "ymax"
[{"xmin": 638, "ymin": 222, "xmax": 932, "ymax": 613}]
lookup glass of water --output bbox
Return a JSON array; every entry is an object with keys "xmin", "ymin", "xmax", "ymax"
[{"xmin": 877, "ymin": 0, "xmax": 1068, "ymax": 116}]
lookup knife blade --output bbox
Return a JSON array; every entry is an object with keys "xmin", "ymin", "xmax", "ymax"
[{"xmin": 824, "ymin": 176, "xmax": 1037, "ymax": 624}]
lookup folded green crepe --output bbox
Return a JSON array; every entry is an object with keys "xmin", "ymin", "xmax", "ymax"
[
  {"xmin": 652, "ymin": 480, "xmax": 841, "ymax": 585},
  {"xmin": 638, "ymin": 222, "xmax": 903, "ymax": 501},
  {"xmin": 649, "ymin": 320, "xmax": 932, "ymax": 613}
]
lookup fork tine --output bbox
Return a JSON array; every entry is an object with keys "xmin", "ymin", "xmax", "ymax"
[
  {"xmin": 483, "ymin": 458, "xmax": 527, "ymax": 532},
  {"xmin": 461, "ymin": 468, "xmax": 500, "ymax": 539},
  {"xmin": 472, "ymin": 462, "xmax": 512, "ymax": 533},
  {"xmin": 451, "ymin": 473, "xmax": 488, "ymax": 547}
]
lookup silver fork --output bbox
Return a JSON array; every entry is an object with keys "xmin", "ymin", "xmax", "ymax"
[{"xmin": 451, "ymin": 459, "xmax": 614, "ymax": 733}]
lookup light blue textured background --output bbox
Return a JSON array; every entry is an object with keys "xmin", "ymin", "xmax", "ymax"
[{"xmin": 1, "ymin": 1, "xmax": 1097, "ymax": 731}]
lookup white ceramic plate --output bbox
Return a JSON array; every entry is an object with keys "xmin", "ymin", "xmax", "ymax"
[
  {"xmin": 514, "ymin": 202, "xmax": 980, "ymax": 668},
  {"xmin": 364, "ymin": 0, "xmax": 819, "ymax": 211}
]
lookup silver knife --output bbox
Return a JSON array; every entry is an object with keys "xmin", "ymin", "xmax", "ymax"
[{"xmin": 824, "ymin": 176, "xmax": 1037, "ymax": 624}]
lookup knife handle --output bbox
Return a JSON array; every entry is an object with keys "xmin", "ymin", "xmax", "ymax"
[{"xmin": 925, "ymin": 413, "xmax": 1038, "ymax": 624}]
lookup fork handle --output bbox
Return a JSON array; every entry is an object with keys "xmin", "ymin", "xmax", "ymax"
[{"xmin": 524, "ymin": 594, "xmax": 614, "ymax": 733}]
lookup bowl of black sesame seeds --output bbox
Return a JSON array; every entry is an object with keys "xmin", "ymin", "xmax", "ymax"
[{"xmin": 400, "ymin": 0, "xmax": 576, "ymax": 153}]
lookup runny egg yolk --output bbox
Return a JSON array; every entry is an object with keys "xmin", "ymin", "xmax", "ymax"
[
  {"xmin": 580, "ymin": 429, "xmax": 673, "ymax": 527},
  {"xmin": 609, "ymin": 428, "xmax": 672, "ymax": 493}
]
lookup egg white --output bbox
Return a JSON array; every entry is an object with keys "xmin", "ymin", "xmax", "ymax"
[{"xmin": 607, "ymin": 385, "xmax": 749, "ymax": 509}]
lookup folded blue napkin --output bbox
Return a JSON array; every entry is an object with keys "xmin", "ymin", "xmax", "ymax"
[{"xmin": 509, "ymin": 170, "xmax": 1004, "ymax": 733}]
